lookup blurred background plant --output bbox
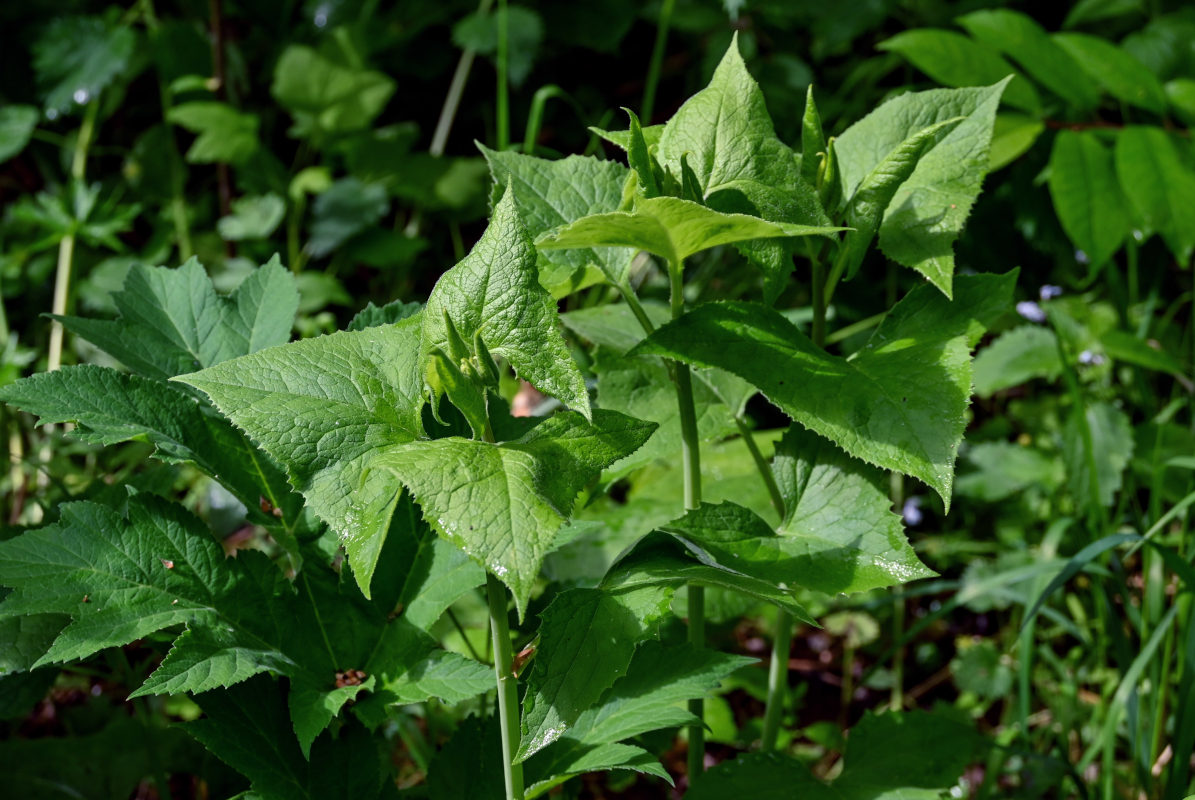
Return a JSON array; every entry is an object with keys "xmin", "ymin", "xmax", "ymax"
[{"xmin": 1, "ymin": 1, "xmax": 1193, "ymax": 798}]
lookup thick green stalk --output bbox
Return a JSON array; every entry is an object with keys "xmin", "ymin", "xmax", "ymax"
[
  {"xmin": 486, "ymin": 573, "xmax": 524, "ymax": 800},
  {"xmin": 641, "ymin": 0, "xmax": 675, "ymax": 123},
  {"xmin": 760, "ymin": 609, "xmax": 793, "ymax": 750}
]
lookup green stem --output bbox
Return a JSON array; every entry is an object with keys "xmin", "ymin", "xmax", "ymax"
[
  {"xmin": 641, "ymin": 0, "xmax": 675, "ymax": 123},
  {"xmin": 669, "ymin": 258, "xmax": 705, "ymax": 777},
  {"xmin": 523, "ymin": 85, "xmax": 567, "ymax": 154},
  {"xmin": 735, "ymin": 416, "xmax": 783, "ymax": 516},
  {"xmin": 495, "ymin": 0, "xmax": 510, "ymax": 151},
  {"xmin": 812, "ymin": 255, "xmax": 828, "ymax": 348},
  {"xmin": 47, "ymin": 99, "xmax": 99, "ymax": 374},
  {"xmin": 889, "ymin": 472, "xmax": 905, "ymax": 712},
  {"xmin": 760, "ymin": 609, "xmax": 793, "ymax": 750},
  {"xmin": 486, "ymin": 573, "xmax": 524, "ymax": 800}
]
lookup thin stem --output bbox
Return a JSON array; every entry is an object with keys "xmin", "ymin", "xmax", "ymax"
[
  {"xmin": 811, "ymin": 255, "xmax": 827, "ymax": 349},
  {"xmin": 616, "ymin": 283, "xmax": 657, "ymax": 336},
  {"xmin": 889, "ymin": 472, "xmax": 906, "ymax": 712},
  {"xmin": 208, "ymin": 0, "xmax": 232, "ymax": 226},
  {"xmin": 47, "ymin": 99, "xmax": 98, "ymax": 374},
  {"xmin": 669, "ymin": 257, "xmax": 705, "ymax": 777},
  {"xmin": 760, "ymin": 609, "xmax": 793, "ymax": 750},
  {"xmin": 486, "ymin": 573, "xmax": 524, "ymax": 800},
  {"xmin": 735, "ymin": 417, "xmax": 783, "ymax": 517},
  {"xmin": 641, "ymin": 0, "xmax": 675, "ymax": 123},
  {"xmin": 495, "ymin": 0, "xmax": 510, "ymax": 151}
]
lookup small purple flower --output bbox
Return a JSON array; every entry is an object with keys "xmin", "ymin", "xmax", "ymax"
[
  {"xmin": 902, "ymin": 496, "xmax": 923, "ymax": 526},
  {"xmin": 1039, "ymin": 285, "xmax": 1063, "ymax": 300},
  {"xmin": 1016, "ymin": 301, "xmax": 1047, "ymax": 323},
  {"xmin": 1078, "ymin": 350, "xmax": 1106, "ymax": 366}
]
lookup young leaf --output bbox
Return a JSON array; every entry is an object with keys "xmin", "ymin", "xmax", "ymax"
[
  {"xmin": 839, "ymin": 116, "xmax": 965, "ymax": 282},
  {"xmin": 517, "ymin": 585, "xmax": 672, "ymax": 761},
  {"xmin": 479, "ymin": 145, "xmax": 635, "ymax": 287},
  {"xmin": 772, "ymin": 426, "xmax": 933, "ymax": 593},
  {"xmin": 958, "ymin": 9, "xmax": 1100, "ymax": 109},
  {"xmin": 0, "ymin": 105, "xmax": 39, "ymax": 164},
  {"xmin": 178, "ymin": 315, "xmax": 426, "ymax": 595},
  {"xmin": 631, "ymin": 272, "xmax": 1017, "ymax": 503},
  {"xmin": 167, "ymin": 102, "xmax": 261, "ymax": 165},
  {"xmin": 800, "ymin": 86, "xmax": 826, "ymax": 185},
  {"xmin": 423, "ymin": 186, "xmax": 591, "ymax": 417},
  {"xmin": 877, "ymin": 29, "xmax": 1042, "ymax": 112},
  {"xmin": 0, "ymin": 365, "xmax": 302, "ymax": 532},
  {"xmin": 654, "ymin": 34, "xmax": 824, "ymax": 225},
  {"xmin": 368, "ymin": 410, "xmax": 657, "ymax": 617},
  {"xmin": 1048, "ymin": 130, "xmax": 1129, "ymax": 269},
  {"xmin": 33, "ymin": 16, "xmax": 137, "ymax": 115},
  {"xmin": 56, "ymin": 256, "xmax": 299, "ymax": 380},
  {"xmin": 834, "ymin": 80, "xmax": 1008, "ymax": 296},
  {"xmin": 1114, "ymin": 126, "xmax": 1195, "ymax": 264},
  {"xmin": 538, "ymin": 194, "xmax": 843, "ymax": 268}
]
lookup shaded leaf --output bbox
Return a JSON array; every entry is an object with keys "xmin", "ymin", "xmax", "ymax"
[{"xmin": 1048, "ymin": 130, "xmax": 1129, "ymax": 268}]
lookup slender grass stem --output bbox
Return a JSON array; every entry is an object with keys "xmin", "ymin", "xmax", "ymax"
[
  {"xmin": 486, "ymin": 573, "xmax": 524, "ymax": 800},
  {"xmin": 495, "ymin": 0, "xmax": 510, "ymax": 151},
  {"xmin": 641, "ymin": 0, "xmax": 675, "ymax": 123}
]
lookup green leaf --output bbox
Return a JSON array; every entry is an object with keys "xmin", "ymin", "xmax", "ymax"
[
  {"xmin": 1115, "ymin": 126, "xmax": 1195, "ymax": 264},
  {"xmin": 688, "ymin": 710, "xmax": 986, "ymax": 799},
  {"xmin": 177, "ymin": 316, "xmax": 426, "ymax": 596},
  {"xmin": 218, "ymin": 194, "xmax": 286, "ymax": 241},
  {"xmin": 389, "ymin": 504, "xmax": 487, "ymax": 631},
  {"xmin": 1048, "ymin": 130, "xmax": 1130, "ymax": 269},
  {"xmin": 1102, "ymin": 329, "xmax": 1186, "ymax": 375},
  {"xmin": 347, "ymin": 299, "xmax": 422, "ymax": 332},
  {"xmin": 367, "ymin": 410, "xmax": 657, "ymax": 617},
  {"xmin": 631, "ymin": 272, "xmax": 1016, "ymax": 503},
  {"xmin": 189, "ymin": 679, "xmax": 389, "ymax": 800},
  {"xmin": 878, "ymin": 29, "xmax": 1041, "ymax": 112},
  {"xmin": 33, "ymin": 16, "xmax": 137, "ymax": 115},
  {"xmin": 0, "ymin": 105, "xmax": 39, "ymax": 164},
  {"xmin": 839, "ymin": 116, "xmax": 965, "ymax": 282},
  {"xmin": 480, "ymin": 145, "xmax": 634, "ymax": 287},
  {"xmin": 835, "ymin": 81, "xmax": 1008, "ymax": 296},
  {"xmin": 524, "ymin": 743, "xmax": 670, "ymax": 798},
  {"xmin": 57, "ymin": 256, "xmax": 299, "ymax": 381},
  {"xmin": 423, "ymin": 187, "xmax": 591, "ymax": 417},
  {"xmin": 565, "ymin": 642, "xmax": 754, "ymax": 747},
  {"xmin": 958, "ymin": 9, "xmax": 1100, "ymax": 109},
  {"xmin": 601, "ymin": 528, "xmax": 813, "ymax": 621},
  {"xmin": 0, "ymin": 614, "xmax": 65, "ymax": 674},
  {"xmin": 271, "ymin": 45, "xmax": 396, "ymax": 140},
  {"xmin": 168, "ymin": 102, "xmax": 261, "ymax": 165},
  {"xmin": 289, "ymin": 681, "xmax": 373, "ymax": 759},
  {"xmin": 538, "ymin": 194, "xmax": 842, "ymax": 268},
  {"xmin": 800, "ymin": 86, "xmax": 826, "ymax": 184},
  {"xmin": 773, "ymin": 426, "xmax": 934, "ymax": 593},
  {"xmin": 1054, "ymin": 32, "xmax": 1167, "ymax": 113},
  {"xmin": 956, "ymin": 441, "xmax": 1063, "ymax": 502},
  {"xmin": 307, "ymin": 178, "xmax": 389, "ymax": 259},
  {"xmin": 360, "ymin": 618, "xmax": 491, "ymax": 710},
  {"xmin": 0, "ymin": 496, "xmax": 295, "ymax": 679},
  {"xmin": 972, "ymin": 326, "xmax": 1063, "ymax": 396},
  {"xmin": 989, "ymin": 113, "xmax": 1045, "ymax": 171},
  {"xmin": 1064, "ymin": 401, "xmax": 1134, "ymax": 509},
  {"xmin": 655, "ymin": 35, "xmax": 823, "ymax": 222},
  {"xmin": 517, "ymin": 585, "xmax": 672, "ymax": 761},
  {"xmin": 452, "ymin": 5, "xmax": 543, "ymax": 86},
  {"xmin": 0, "ymin": 365, "xmax": 302, "ymax": 536}
]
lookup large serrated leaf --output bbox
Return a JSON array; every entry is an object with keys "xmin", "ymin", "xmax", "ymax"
[
  {"xmin": 631, "ymin": 273, "xmax": 1016, "ymax": 503},
  {"xmin": 423, "ymin": 186, "xmax": 591, "ymax": 417},
  {"xmin": 178, "ymin": 315, "xmax": 426, "ymax": 595},
  {"xmin": 538, "ymin": 194, "xmax": 843, "ymax": 268},
  {"xmin": 57, "ymin": 256, "xmax": 298, "ymax": 380},
  {"xmin": 369, "ymin": 410, "xmax": 657, "ymax": 618},
  {"xmin": 479, "ymin": 145, "xmax": 634, "ymax": 287},
  {"xmin": 835, "ymin": 81, "xmax": 1008, "ymax": 296},
  {"xmin": 0, "ymin": 366, "xmax": 302, "ymax": 533},
  {"xmin": 517, "ymin": 585, "xmax": 672, "ymax": 761},
  {"xmin": 773, "ymin": 426, "xmax": 933, "ymax": 593}
]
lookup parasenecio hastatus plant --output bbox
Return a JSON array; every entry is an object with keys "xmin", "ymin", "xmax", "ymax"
[{"xmin": 0, "ymin": 37, "xmax": 1014, "ymax": 799}]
